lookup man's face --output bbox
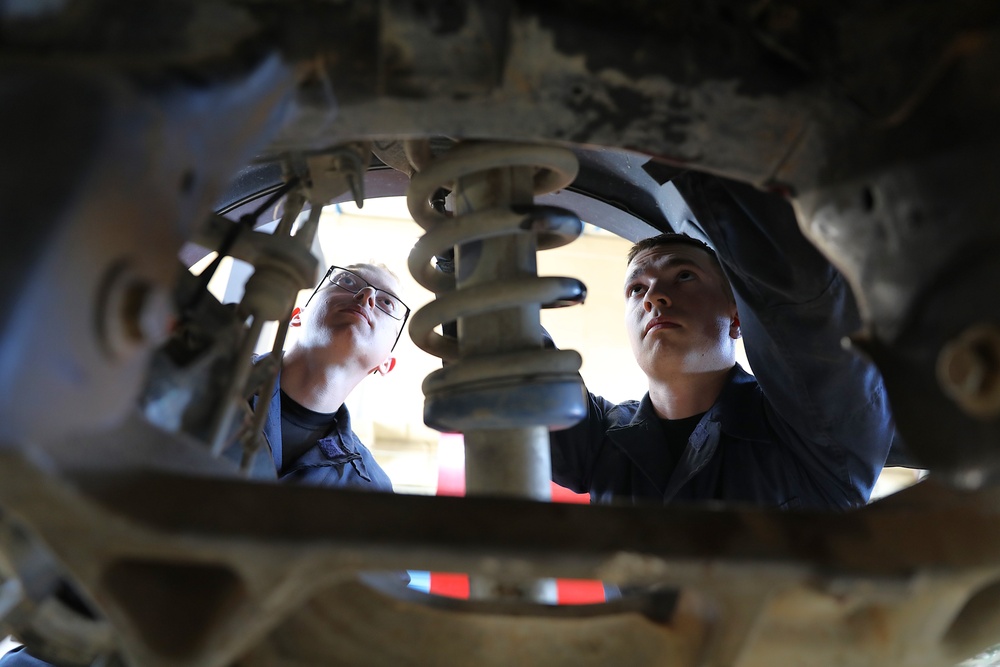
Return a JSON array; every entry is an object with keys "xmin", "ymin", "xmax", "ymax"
[
  {"xmin": 624, "ymin": 244, "xmax": 738, "ymax": 378},
  {"xmin": 300, "ymin": 265, "xmax": 405, "ymax": 370}
]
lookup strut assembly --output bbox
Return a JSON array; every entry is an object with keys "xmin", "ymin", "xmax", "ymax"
[{"xmin": 406, "ymin": 141, "xmax": 589, "ymax": 599}]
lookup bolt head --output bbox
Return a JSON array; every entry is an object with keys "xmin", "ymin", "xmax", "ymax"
[
  {"xmin": 100, "ymin": 265, "xmax": 175, "ymax": 360},
  {"xmin": 937, "ymin": 325, "xmax": 1000, "ymax": 418}
]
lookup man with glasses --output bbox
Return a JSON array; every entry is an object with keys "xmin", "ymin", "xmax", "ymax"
[
  {"xmin": 241, "ymin": 262, "xmax": 411, "ymax": 490},
  {"xmin": 0, "ymin": 263, "xmax": 412, "ymax": 666}
]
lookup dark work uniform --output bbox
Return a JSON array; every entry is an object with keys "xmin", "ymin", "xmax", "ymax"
[
  {"xmin": 551, "ymin": 173, "xmax": 894, "ymax": 510},
  {"xmin": 0, "ymin": 648, "xmax": 50, "ymax": 666},
  {"xmin": 240, "ymin": 364, "xmax": 394, "ymax": 492},
  {"xmin": 658, "ymin": 413, "xmax": 704, "ymax": 476},
  {"xmin": 279, "ymin": 389, "xmax": 340, "ymax": 472}
]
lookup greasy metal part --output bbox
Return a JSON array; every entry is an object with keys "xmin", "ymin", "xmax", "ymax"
[
  {"xmin": 464, "ymin": 427, "xmax": 559, "ymax": 603},
  {"xmin": 188, "ymin": 186, "xmax": 310, "ymax": 459},
  {"xmin": 300, "ymin": 143, "xmax": 372, "ymax": 208},
  {"xmin": 268, "ymin": 1, "xmax": 821, "ymax": 180},
  {"xmin": 236, "ymin": 191, "xmax": 307, "ymax": 471},
  {"xmin": 14, "ymin": 596, "xmax": 117, "ymax": 667},
  {"xmin": 3, "ymin": 1, "xmax": 1000, "ymax": 665},
  {"xmin": 407, "ymin": 142, "xmax": 588, "ymax": 602},
  {"xmin": 205, "ymin": 194, "xmax": 317, "ymax": 458},
  {"xmin": 240, "ymin": 327, "xmax": 287, "ymax": 473},
  {"xmin": 3, "ymin": 449, "xmax": 1000, "ymax": 667},
  {"xmin": 140, "ymin": 272, "xmax": 250, "ymax": 441},
  {"xmin": 214, "ymin": 153, "xmax": 661, "ymax": 255},
  {"xmin": 0, "ymin": 507, "xmax": 115, "ymax": 665},
  {"xmin": 0, "ymin": 55, "xmax": 294, "ymax": 447},
  {"xmin": 235, "ymin": 192, "xmax": 315, "ymax": 323},
  {"xmin": 452, "ymin": 158, "xmax": 551, "ymax": 502},
  {"xmin": 403, "ymin": 139, "xmax": 433, "ymax": 174},
  {"xmin": 0, "ymin": 514, "xmax": 61, "ymax": 638},
  {"xmin": 794, "ymin": 144, "xmax": 1000, "ymax": 480},
  {"xmin": 937, "ymin": 325, "xmax": 1000, "ymax": 420},
  {"xmin": 407, "ymin": 143, "xmax": 588, "ymax": 433},
  {"xmin": 241, "ymin": 579, "xmax": 709, "ymax": 667},
  {"xmin": 463, "ymin": 428, "xmax": 553, "ymax": 501},
  {"xmin": 207, "ymin": 315, "xmax": 266, "ymax": 457},
  {"xmin": 97, "ymin": 263, "xmax": 174, "ymax": 362},
  {"xmin": 186, "ymin": 216, "xmax": 314, "ymax": 278},
  {"xmin": 291, "ymin": 201, "xmax": 324, "ymax": 249}
]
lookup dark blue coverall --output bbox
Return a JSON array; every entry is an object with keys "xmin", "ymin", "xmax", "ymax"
[{"xmin": 551, "ymin": 173, "xmax": 894, "ymax": 510}]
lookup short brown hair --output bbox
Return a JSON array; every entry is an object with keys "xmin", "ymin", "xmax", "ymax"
[
  {"xmin": 626, "ymin": 233, "xmax": 734, "ymax": 303},
  {"xmin": 346, "ymin": 261, "xmax": 402, "ymax": 285},
  {"xmin": 343, "ymin": 262, "xmax": 407, "ymax": 304}
]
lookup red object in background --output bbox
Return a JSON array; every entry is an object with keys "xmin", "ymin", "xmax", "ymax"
[
  {"xmin": 435, "ymin": 433, "xmax": 467, "ymax": 497},
  {"xmin": 433, "ymin": 435, "xmax": 604, "ymax": 603},
  {"xmin": 429, "ymin": 574, "xmax": 604, "ymax": 605},
  {"xmin": 556, "ymin": 579, "xmax": 607, "ymax": 604},
  {"xmin": 550, "ymin": 481, "xmax": 590, "ymax": 504},
  {"xmin": 429, "ymin": 572, "xmax": 471, "ymax": 598}
]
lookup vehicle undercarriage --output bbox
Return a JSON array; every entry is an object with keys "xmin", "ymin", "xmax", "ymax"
[{"xmin": 2, "ymin": 1, "xmax": 1000, "ymax": 665}]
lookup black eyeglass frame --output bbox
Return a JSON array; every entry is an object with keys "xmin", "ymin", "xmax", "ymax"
[{"xmin": 303, "ymin": 265, "xmax": 411, "ymax": 352}]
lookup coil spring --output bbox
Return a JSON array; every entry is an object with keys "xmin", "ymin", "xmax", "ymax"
[{"xmin": 407, "ymin": 143, "xmax": 588, "ymax": 432}]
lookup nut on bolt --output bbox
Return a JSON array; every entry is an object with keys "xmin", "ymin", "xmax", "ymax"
[
  {"xmin": 99, "ymin": 263, "xmax": 175, "ymax": 360},
  {"xmin": 937, "ymin": 324, "xmax": 1000, "ymax": 419}
]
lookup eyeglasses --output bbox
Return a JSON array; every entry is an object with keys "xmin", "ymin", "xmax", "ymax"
[{"xmin": 304, "ymin": 266, "xmax": 411, "ymax": 350}]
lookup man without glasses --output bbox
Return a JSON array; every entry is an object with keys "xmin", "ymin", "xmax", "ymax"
[{"xmin": 550, "ymin": 173, "xmax": 895, "ymax": 510}]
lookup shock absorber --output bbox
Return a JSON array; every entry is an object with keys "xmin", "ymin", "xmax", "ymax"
[{"xmin": 407, "ymin": 141, "xmax": 588, "ymax": 505}]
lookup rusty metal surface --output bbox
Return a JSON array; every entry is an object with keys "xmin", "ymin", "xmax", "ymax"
[
  {"xmin": 2, "ymin": 447, "xmax": 1000, "ymax": 666},
  {"xmin": 2, "ymin": 1, "xmax": 1000, "ymax": 665}
]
